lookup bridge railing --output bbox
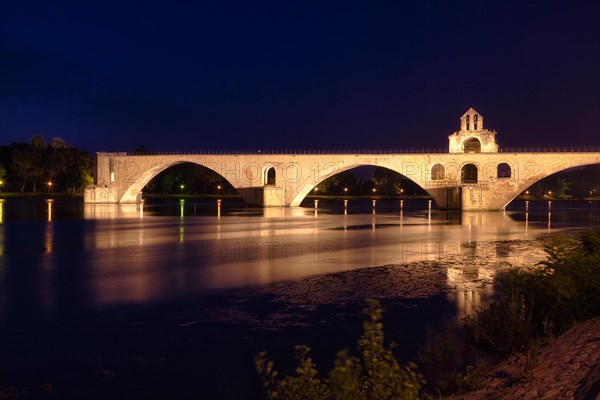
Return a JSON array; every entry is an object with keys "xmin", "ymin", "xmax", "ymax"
[
  {"xmin": 499, "ymin": 147, "xmax": 600, "ymax": 153},
  {"xmin": 125, "ymin": 147, "xmax": 600, "ymax": 156},
  {"xmin": 126, "ymin": 148, "xmax": 450, "ymax": 155}
]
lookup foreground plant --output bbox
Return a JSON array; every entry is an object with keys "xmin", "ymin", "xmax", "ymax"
[{"xmin": 255, "ymin": 299, "xmax": 424, "ymax": 400}]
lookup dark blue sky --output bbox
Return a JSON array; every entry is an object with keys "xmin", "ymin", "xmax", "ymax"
[{"xmin": 1, "ymin": 0, "xmax": 599, "ymax": 152}]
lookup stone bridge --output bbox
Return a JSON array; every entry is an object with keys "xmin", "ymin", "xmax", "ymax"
[{"xmin": 84, "ymin": 108, "xmax": 600, "ymax": 211}]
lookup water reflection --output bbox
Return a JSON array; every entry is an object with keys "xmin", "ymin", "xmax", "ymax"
[
  {"xmin": 1, "ymin": 200, "xmax": 598, "ymax": 312},
  {"xmin": 46, "ymin": 199, "xmax": 53, "ymax": 222},
  {"xmin": 84, "ymin": 204, "xmax": 143, "ymax": 219}
]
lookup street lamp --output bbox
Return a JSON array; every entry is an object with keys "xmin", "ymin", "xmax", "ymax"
[
  {"xmin": 0, "ymin": 179, "xmax": 3, "ymax": 194},
  {"xmin": 47, "ymin": 181, "xmax": 53, "ymax": 192},
  {"xmin": 372, "ymin": 188, "xmax": 377, "ymax": 195},
  {"xmin": 180, "ymin": 184, "xmax": 185, "ymax": 194},
  {"xmin": 344, "ymin": 187, "xmax": 348, "ymax": 195},
  {"xmin": 217, "ymin": 185, "xmax": 222, "ymax": 194}
]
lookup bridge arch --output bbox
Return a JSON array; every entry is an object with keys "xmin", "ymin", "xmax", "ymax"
[
  {"xmin": 119, "ymin": 160, "xmax": 240, "ymax": 203},
  {"xmin": 499, "ymin": 161, "xmax": 600, "ymax": 210},
  {"xmin": 288, "ymin": 163, "xmax": 432, "ymax": 207}
]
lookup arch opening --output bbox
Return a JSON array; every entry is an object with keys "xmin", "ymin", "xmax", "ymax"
[
  {"xmin": 463, "ymin": 138, "xmax": 481, "ymax": 153},
  {"xmin": 122, "ymin": 161, "xmax": 242, "ymax": 204},
  {"xmin": 431, "ymin": 164, "xmax": 445, "ymax": 180},
  {"xmin": 461, "ymin": 164, "xmax": 478, "ymax": 184},
  {"xmin": 293, "ymin": 165, "xmax": 429, "ymax": 207},
  {"xmin": 264, "ymin": 166, "xmax": 276, "ymax": 186},
  {"xmin": 497, "ymin": 163, "xmax": 511, "ymax": 178}
]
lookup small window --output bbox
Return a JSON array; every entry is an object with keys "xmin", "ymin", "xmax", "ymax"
[
  {"xmin": 465, "ymin": 114, "xmax": 470, "ymax": 130},
  {"xmin": 497, "ymin": 163, "xmax": 511, "ymax": 178},
  {"xmin": 473, "ymin": 114, "xmax": 478, "ymax": 130}
]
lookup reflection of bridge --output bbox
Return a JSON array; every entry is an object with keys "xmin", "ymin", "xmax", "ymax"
[{"xmin": 85, "ymin": 108, "xmax": 600, "ymax": 210}]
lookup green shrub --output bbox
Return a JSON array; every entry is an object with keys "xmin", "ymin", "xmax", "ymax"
[
  {"xmin": 466, "ymin": 230, "xmax": 600, "ymax": 353},
  {"xmin": 255, "ymin": 299, "xmax": 424, "ymax": 400}
]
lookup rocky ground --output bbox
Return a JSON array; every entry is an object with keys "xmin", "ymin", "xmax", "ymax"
[{"xmin": 446, "ymin": 317, "xmax": 600, "ymax": 400}]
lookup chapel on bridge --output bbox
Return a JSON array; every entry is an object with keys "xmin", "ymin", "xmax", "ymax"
[{"xmin": 448, "ymin": 107, "xmax": 498, "ymax": 153}]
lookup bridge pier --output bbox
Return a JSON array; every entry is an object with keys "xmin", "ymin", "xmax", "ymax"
[{"xmin": 237, "ymin": 187, "xmax": 286, "ymax": 207}]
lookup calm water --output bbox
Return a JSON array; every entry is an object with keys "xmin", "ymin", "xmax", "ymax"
[{"xmin": 0, "ymin": 198, "xmax": 599, "ymax": 399}]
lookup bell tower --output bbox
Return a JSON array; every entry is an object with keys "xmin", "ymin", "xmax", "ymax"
[{"xmin": 449, "ymin": 108, "xmax": 498, "ymax": 153}]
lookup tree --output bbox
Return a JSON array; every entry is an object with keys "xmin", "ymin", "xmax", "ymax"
[{"xmin": 371, "ymin": 167, "xmax": 404, "ymax": 196}]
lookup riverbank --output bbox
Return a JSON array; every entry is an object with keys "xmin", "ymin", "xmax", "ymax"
[{"xmin": 445, "ymin": 317, "xmax": 600, "ymax": 400}]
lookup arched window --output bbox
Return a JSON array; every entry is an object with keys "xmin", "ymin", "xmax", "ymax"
[
  {"xmin": 463, "ymin": 138, "xmax": 481, "ymax": 153},
  {"xmin": 461, "ymin": 164, "xmax": 478, "ymax": 184},
  {"xmin": 497, "ymin": 163, "xmax": 511, "ymax": 178},
  {"xmin": 431, "ymin": 164, "xmax": 445, "ymax": 180},
  {"xmin": 264, "ymin": 167, "xmax": 276, "ymax": 186},
  {"xmin": 473, "ymin": 114, "xmax": 478, "ymax": 130},
  {"xmin": 465, "ymin": 114, "xmax": 470, "ymax": 130}
]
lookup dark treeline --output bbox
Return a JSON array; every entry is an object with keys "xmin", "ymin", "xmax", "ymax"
[{"xmin": 0, "ymin": 136, "xmax": 92, "ymax": 193}]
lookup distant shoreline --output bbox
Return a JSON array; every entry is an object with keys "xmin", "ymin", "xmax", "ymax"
[{"xmin": 0, "ymin": 192, "xmax": 599, "ymax": 202}]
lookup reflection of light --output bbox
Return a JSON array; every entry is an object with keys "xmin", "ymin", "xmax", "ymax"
[
  {"xmin": 400, "ymin": 200, "xmax": 404, "ymax": 210},
  {"xmin": 548, "ymin": 212, "xmax": 552, "ymax": 231},
  {"xmin": 139, "ymin": 200, "xmax": 144, "ymax": 219},
  {"xmin": 314, "ymin": 199, "xmax": 318, "ymax": 209},
  {"xmin": 47, "ymin": 199, "xmax": 53, "ymax": 222},
  {"xmin": 217, "ymin": 199, "xmax": 222, "ymax": 219},
  {"xmin": 44, "ymin": 219, "xmax": 54, "ymax": 254},
  {"xmin": 180, "ymin": 199, "xmax": 185, "ymax": 218},
  {"xmin": 0, "ymin": 199, "xmax": 3, "ymax": 224},
  {"xmin": 372, "ymin": 199, "xmax": 376, "ymax": 214}
]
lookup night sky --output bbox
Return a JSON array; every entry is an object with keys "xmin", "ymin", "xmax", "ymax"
[{"xmin": 1, "ymin": 0, "xmax": 599, "ymax": 152}]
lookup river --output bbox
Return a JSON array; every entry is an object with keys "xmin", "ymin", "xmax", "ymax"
[{"xmin": 0, "ymin": 198, "xmax": 598, "ymax": 399}]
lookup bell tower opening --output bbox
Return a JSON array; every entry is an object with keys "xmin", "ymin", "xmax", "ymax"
[{"xmin": 463, "ymin": 138, "xmax": 481, "ymax": 153}]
